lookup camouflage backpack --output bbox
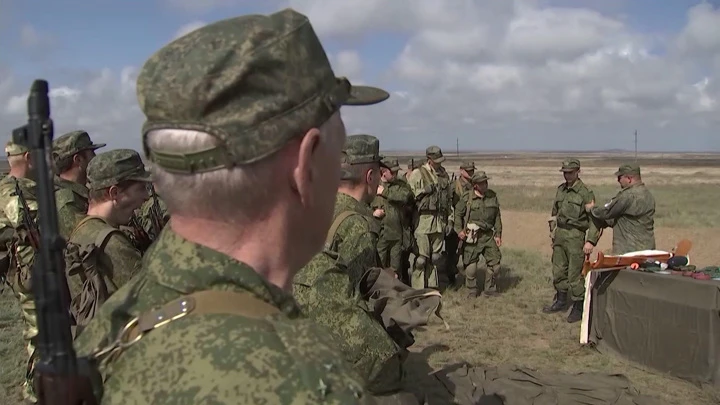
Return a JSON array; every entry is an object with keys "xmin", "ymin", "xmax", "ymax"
[{"xmin": 65, "ymin": 216, "xmax": 123, "ymax": 329}]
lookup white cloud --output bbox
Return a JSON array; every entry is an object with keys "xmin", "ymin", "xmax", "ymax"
[
  {"xmin": 2, "ymin": 1, "xmax": 720, "ymax": 152},
  {"xmin": 173, "ymin": 21, "xmax": 207, "ymax": 39}
]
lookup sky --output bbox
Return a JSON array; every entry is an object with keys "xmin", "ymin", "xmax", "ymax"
[{"xmin": 1, "ymin": 0, "xmax": 720, "ymax": 152}]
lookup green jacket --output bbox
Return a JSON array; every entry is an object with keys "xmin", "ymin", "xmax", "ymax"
[
  {"xmin": 74, "ymin": 228, "xmax": 374, "ymax": 405},
  {"xmin": 454, "ymin": 189, "xmax": 502, "ymax": 240},
  {"xmin": 551, "ymin": 179, "xmax": 601, "ymax": 245},
  {"xmin": 54, "ymin": 176, "xmax": 89, "ymax": 239},
  {"xmin": 371, "ymin": 178, "xmax": 414, "ymax": 242},
  {"xmin": 590, "ymin": 183, "xmax": 656, "ymax": 254}
]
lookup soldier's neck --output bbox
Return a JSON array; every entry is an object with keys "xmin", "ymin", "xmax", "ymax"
[
  {"xmin": 8, "ymin": 168, "xmax": 27, "ymax": 179},
  {"xmin": 169, "ymin": 215, "xmax": 295, "ymax": 291},
  {"xmin": 59, "ymin": 168, "xmax": 85, "ymax": 185}
]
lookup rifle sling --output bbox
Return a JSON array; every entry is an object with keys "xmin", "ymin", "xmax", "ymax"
[
  {"xmin": 324, "ymin": 211, "xmax": 358, "ymax": 249},
  {"xmin": 126, "ymin": 290, "xmax": 281, "ymax": 342}
]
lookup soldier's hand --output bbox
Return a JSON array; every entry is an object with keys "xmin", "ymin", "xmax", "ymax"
[
  {"xmin": 584, "ymin": 201, "xmax": 595, "ymax": 212},
  {"xmin": 373, "ymin": 208, "xmax": 385, "ymax": 218},
  {"xmin": 458, "ymin": 231, "xmax": 466, "ymax": 240},
  {"xmin": 377, "ymin": 185, "xmax": 384, "ymax": 195},
  {"xmin": 583, "ymin": 242, "xmax": 594, "ymax": 255},
  {"xmin": 494, "ymin": 236, "xmax": 502, "ymax": 247}
]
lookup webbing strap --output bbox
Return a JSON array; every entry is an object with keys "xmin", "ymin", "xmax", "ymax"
[
  {"xmin": 126, "ymin": 290, "xmax": 281, "ymax": 341},
  {"xmin": 324, "ymin": 211, "xmax": 358, "ymax": 248}
]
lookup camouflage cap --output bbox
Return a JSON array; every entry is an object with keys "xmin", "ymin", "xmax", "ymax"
[
  {"xmin": 471, "ymin": 171, "xmax": 490, "ymax": 184},
  {"xmin": 53, "ymin": 130, "xmax": 106, "ymax": 161},
  {"xmin": 460, "ymin": 161, "xmax": 475, "ymax": 171},
  {"xmin": 5, "ymin": 140, "xmax": 28, "ymax": 156},
  {"xmin": 615, "ymin": 163, "xmax": 641, "ymax": 176},
  {"xmin": 560, "ymin": 158, "xmax": 581, "ymax": 172},
  {"xmin": 340, "ymin": 134, "xmax": 383, "ymax": 180},
  {"xmin": 137, "ymin": 8, "xmax": 390, "ymax": 174},
  {"xmin": 426, "ymin": 146, "xmax": 445, "ymax": 163},
  {"xmin": 341, "ymin": 135, "xmax": 383, "ymax": 165},
  {"xmin": 87, "ymin": 149, "xmax": 151, "ymax": 191},
  {"xmin": 381, "ymin": 158, "xmax": 400, "ymax": 172}
]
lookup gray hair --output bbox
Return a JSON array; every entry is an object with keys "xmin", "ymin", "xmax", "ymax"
[{"xmin": 145, "ymin": 129, "xmax": 279, "ymax": 222}]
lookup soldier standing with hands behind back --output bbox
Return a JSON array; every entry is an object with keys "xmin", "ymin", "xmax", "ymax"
[{"xmin": 543, "ymin": 159, "xmax": 600, "ymax": 323}]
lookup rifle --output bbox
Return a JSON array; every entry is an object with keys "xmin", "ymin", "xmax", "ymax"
[
  {"xmin": 12, "ymin": 79, "xmax": 98, "ymax": 405},
  {"xmin": 12, "ymin": 179, "xmax": 40, "ymax": 249},
  {"xmin": 128, "ymin": 214, "xmax": 153, "ymax": 253},
  {"xmin": 147, "ymin": 185, "xmax": 164, "ymax": 239}
]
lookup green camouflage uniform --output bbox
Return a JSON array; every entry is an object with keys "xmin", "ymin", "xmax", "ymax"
[
  {"xmin": 73, "ymin": 9, "xmax": 392, "ymax": 404},
  {"xmin": 66, "ymin": 149, "xmax": 149, "ymax": 306},
  {"xmin": 321, "ymin": 135, "xmax": 384, "ymax": 287},
  {"xmin": 589, "ymin": 164, "xmax": 656, "ymax": 254},
  {"xmin": 293, "ymin": 249, "xmax": 405, "ymax": 395},
  {"xmin": 372, "ymin": 158, "xmax": 414, "ymax": 280},
  {"xmin": 0, "ymin": 142, "xmax": 39, "ymax": 403},
  {"xmin": 544, "ymin": 159, "xmax": 601, "ymax": 319},
  {"xmin": 135, "ymin": 190, "xmax": 169, "ymax": 238},
  {"xmin": 453, "ymin": 171, "xmax": 503, "ymax": 297},
  {"xmin": 447, "ymin": 162, "xmax": 474, "ymax": 283},
  {"xmin": 52, "ymin": 130, "xmax": 106, "ymax": 238},
  {"xmin": 407, "ymin": 146, "xmax": 451, "ymax": 289}
]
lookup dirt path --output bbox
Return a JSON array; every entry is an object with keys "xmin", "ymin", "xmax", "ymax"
[{"xmin": 501, "ymin": 210, "xmax": 719, "ymax": 266}]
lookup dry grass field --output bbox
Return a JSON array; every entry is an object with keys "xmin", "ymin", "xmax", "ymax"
[{"xmin": 1, "ymin": 153, "xmax": 719, "ymax": 404}]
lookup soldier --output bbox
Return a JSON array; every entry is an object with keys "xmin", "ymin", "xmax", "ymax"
[
  {"xmin": 0, "ymin": 140, "xmax": 39, "ymax": 403},
  {"xmin": 543, "ymin": 159, "xmax": 600, "ymax": 323},
  {"xmin": 453, "ymin": 171, "xmax": 503, "ymax": 297},
  {"xmin": 372, "ymin": 158, "xmax": 414, "ymax": 282},
  {"xmin": 52, "ymin": 130, "xmax": 106, "ymax": 238},
  {"xmin": 586, "ymin": 164, "xmax": 656, "ymax": 254},
  {"xmin": 135, "ymin": 183, "xmax": 169, "ymax": 239},
  {"xmin": 402, "ymin": 159, "xmax": 420, "ymax": 182},
  {"xmin": 446, "ymin": 161, "xmax": 475, "ymax": 285},
  {"xmin": 73, "ymin": 9, "xmax": 393, "ymax": 404},
  {"xmin": 322, "ymin": 134, "xmax": 384, "ymax": 287},
  {"xmin": 407, "ymin": 146, "xmax": 452, "ymax": 289},
  {"xmin": 66, "ymin": 149, "xmax": 149, "ymax": 327}
]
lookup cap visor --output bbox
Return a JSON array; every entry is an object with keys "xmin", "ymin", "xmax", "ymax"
[
  {"xmin": 344, "ymin": 85, "xmax": 390, "ymax": 106},
  {"xmin": 128, "ymin": 170, "xmax": 152, "ymax": 182},
  {"xmin": 433, "ymin": 156, "xmax": 446, "ymax": 163},
  {"xmin": 91, "ymin": 143, "xmax": 107, "ymax": 150},
  {"xmin": 560, "ymin": 168, "xmax": 576, "ymax": 172}
]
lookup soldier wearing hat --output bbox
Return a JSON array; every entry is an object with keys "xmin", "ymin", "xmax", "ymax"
[
  {"xmin": 74, "ymin": 9, "xmax": 396, "ymax": 404},
  {"xmin": 453, "ymin": 171, "xmax": 503, "ymax": 297},
  {"xmin": 52, "ymin": 129, "xmax": 106, "ymax": 238},
  {"xmin": 402, "ymin": 158, "xmax": 421, "ymax": 183},
  {"xmin": 407, "ymin": 145, "xmax": 452, "ymax": 289},
  {"xmin": 295, "ymin": 139, "xmax": 412, "ymax": 396},
  {"xmin": 0, "ymin": 140, "xmax": 40, "ymax": 402},
  {"xmin": 586, "ymin": 163, "xmax": 656, "ymax": 254},
  {"xmin": 372, "ymin": 157, "xmax": 415, "ymax": 283},
  {"xmin": 66, "ymin": 149, "xmax": 151, "ymax": 324},
  {"xmin": 543, "ymin": 159, "xmax": 600, "ymax": 323},
  {"xmin": 447, "ymin": 161, "xmax": 476, "ymax": 285}
]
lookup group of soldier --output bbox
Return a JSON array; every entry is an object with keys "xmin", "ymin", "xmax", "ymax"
[{"xmin": 0, "ymin": 8, "xmax": 659, "ymax": 405}]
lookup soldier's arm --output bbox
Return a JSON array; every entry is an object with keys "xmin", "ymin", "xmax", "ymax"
[
  {"xmin": 104, "ymin": 231, "xmax": 144, "ymax": 287},
  {"xmin": 583, "ymin": 190, "xmax": 601, "ymax": 245},
  {"xmin": 453, "ymin": 192, "xmax": 468, "ymax": 234},
  {"xmin": 590, "ymin": 192, "xmax": 631, "ymax": 222},
  {"xmin": 494, "ymin": 196, "xmax": 502, "ymax": 238},
  {"xmin": 56, "ymin": 192, "xmax": 86, "ymax": 239},
  {"xmin": 337, "ymin": 216, "xmax": 381, "ymax": 285},
  {"xmin": 407, "ymin": 170, "xmax": 428, "ymax": 200},
  {"xmin": 551, "ymin": 188, "xmax": 560, "ymax": 217}
]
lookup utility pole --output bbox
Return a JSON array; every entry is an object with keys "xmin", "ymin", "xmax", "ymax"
[
  {"xmin": 456, "ymin": 137, "xmax": 459, "ymax": 156},
  {"xmin": 634, "ymin": 130, "xmax": 638, "ymax": 162}
]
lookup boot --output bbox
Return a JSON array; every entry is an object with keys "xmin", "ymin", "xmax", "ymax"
[
  {"xmin": 542, "ymin": 291, "xmax": 569, "ymax": 313},
  {"xmin": 481, "ymin": 276, "xmax": 499, "ymax": 297},
  {"xmin": 466, "ymin": 287, "xmax": 477, "ymax": 299},
  {"xmin": 567, "ymin": 300, "xmax": 584, "ymax": 323}
]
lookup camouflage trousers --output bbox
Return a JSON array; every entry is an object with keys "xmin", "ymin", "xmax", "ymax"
[
  {"xmin": 377, "ymin": 237, "xmax": 403, "ymax": 277},
  {"xmin": 411, "ymin": 232, "xmax": 444, "ymax": 289},
  {"xmin": 462, "ymin": 237, "xmax": 502, "ymax": 292},
  {"xmin": 551, "ymin": 228, "xmax": 586, "ymax": 302}
]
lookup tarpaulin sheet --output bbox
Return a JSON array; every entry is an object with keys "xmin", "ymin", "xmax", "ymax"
[
  {"xmin": 589, "ymin": 270, "xmax": 720, "ymax": 388},
  {"xmin": 424, "ymin": 362, "xmax": 669, "ymax": 405}
]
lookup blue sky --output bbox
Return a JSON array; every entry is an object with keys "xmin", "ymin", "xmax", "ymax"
[{"xmin": 1, "ymin": 0, "xmax": 719, "ymax": 152}]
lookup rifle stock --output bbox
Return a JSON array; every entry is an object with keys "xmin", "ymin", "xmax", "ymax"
[{"xmin": 13, "ymin": 79, "xmax": 98, "ymax": 405}]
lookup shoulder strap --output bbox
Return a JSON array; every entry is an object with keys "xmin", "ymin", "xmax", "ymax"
[
  {"xmin": 418, "ymin": 166, "xmax": 433, "ymax": 185},
  {"xmin": 127, "ymin": 290, "xmax": 280, "ymax": 341},
  {"xmin": 68, "ymin": 216, "xmax": 99, "ymax": 241},
  {"xmin": 324, "ymin": 210, "xmax": 358, "ymax": 247},
  {"xmin": 463, "ymin": 192, "xmax": 473, "ymax": 227},
  {"xmin": 93, "ymin": 227, "xmax": 122, "ymax": 250}
]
